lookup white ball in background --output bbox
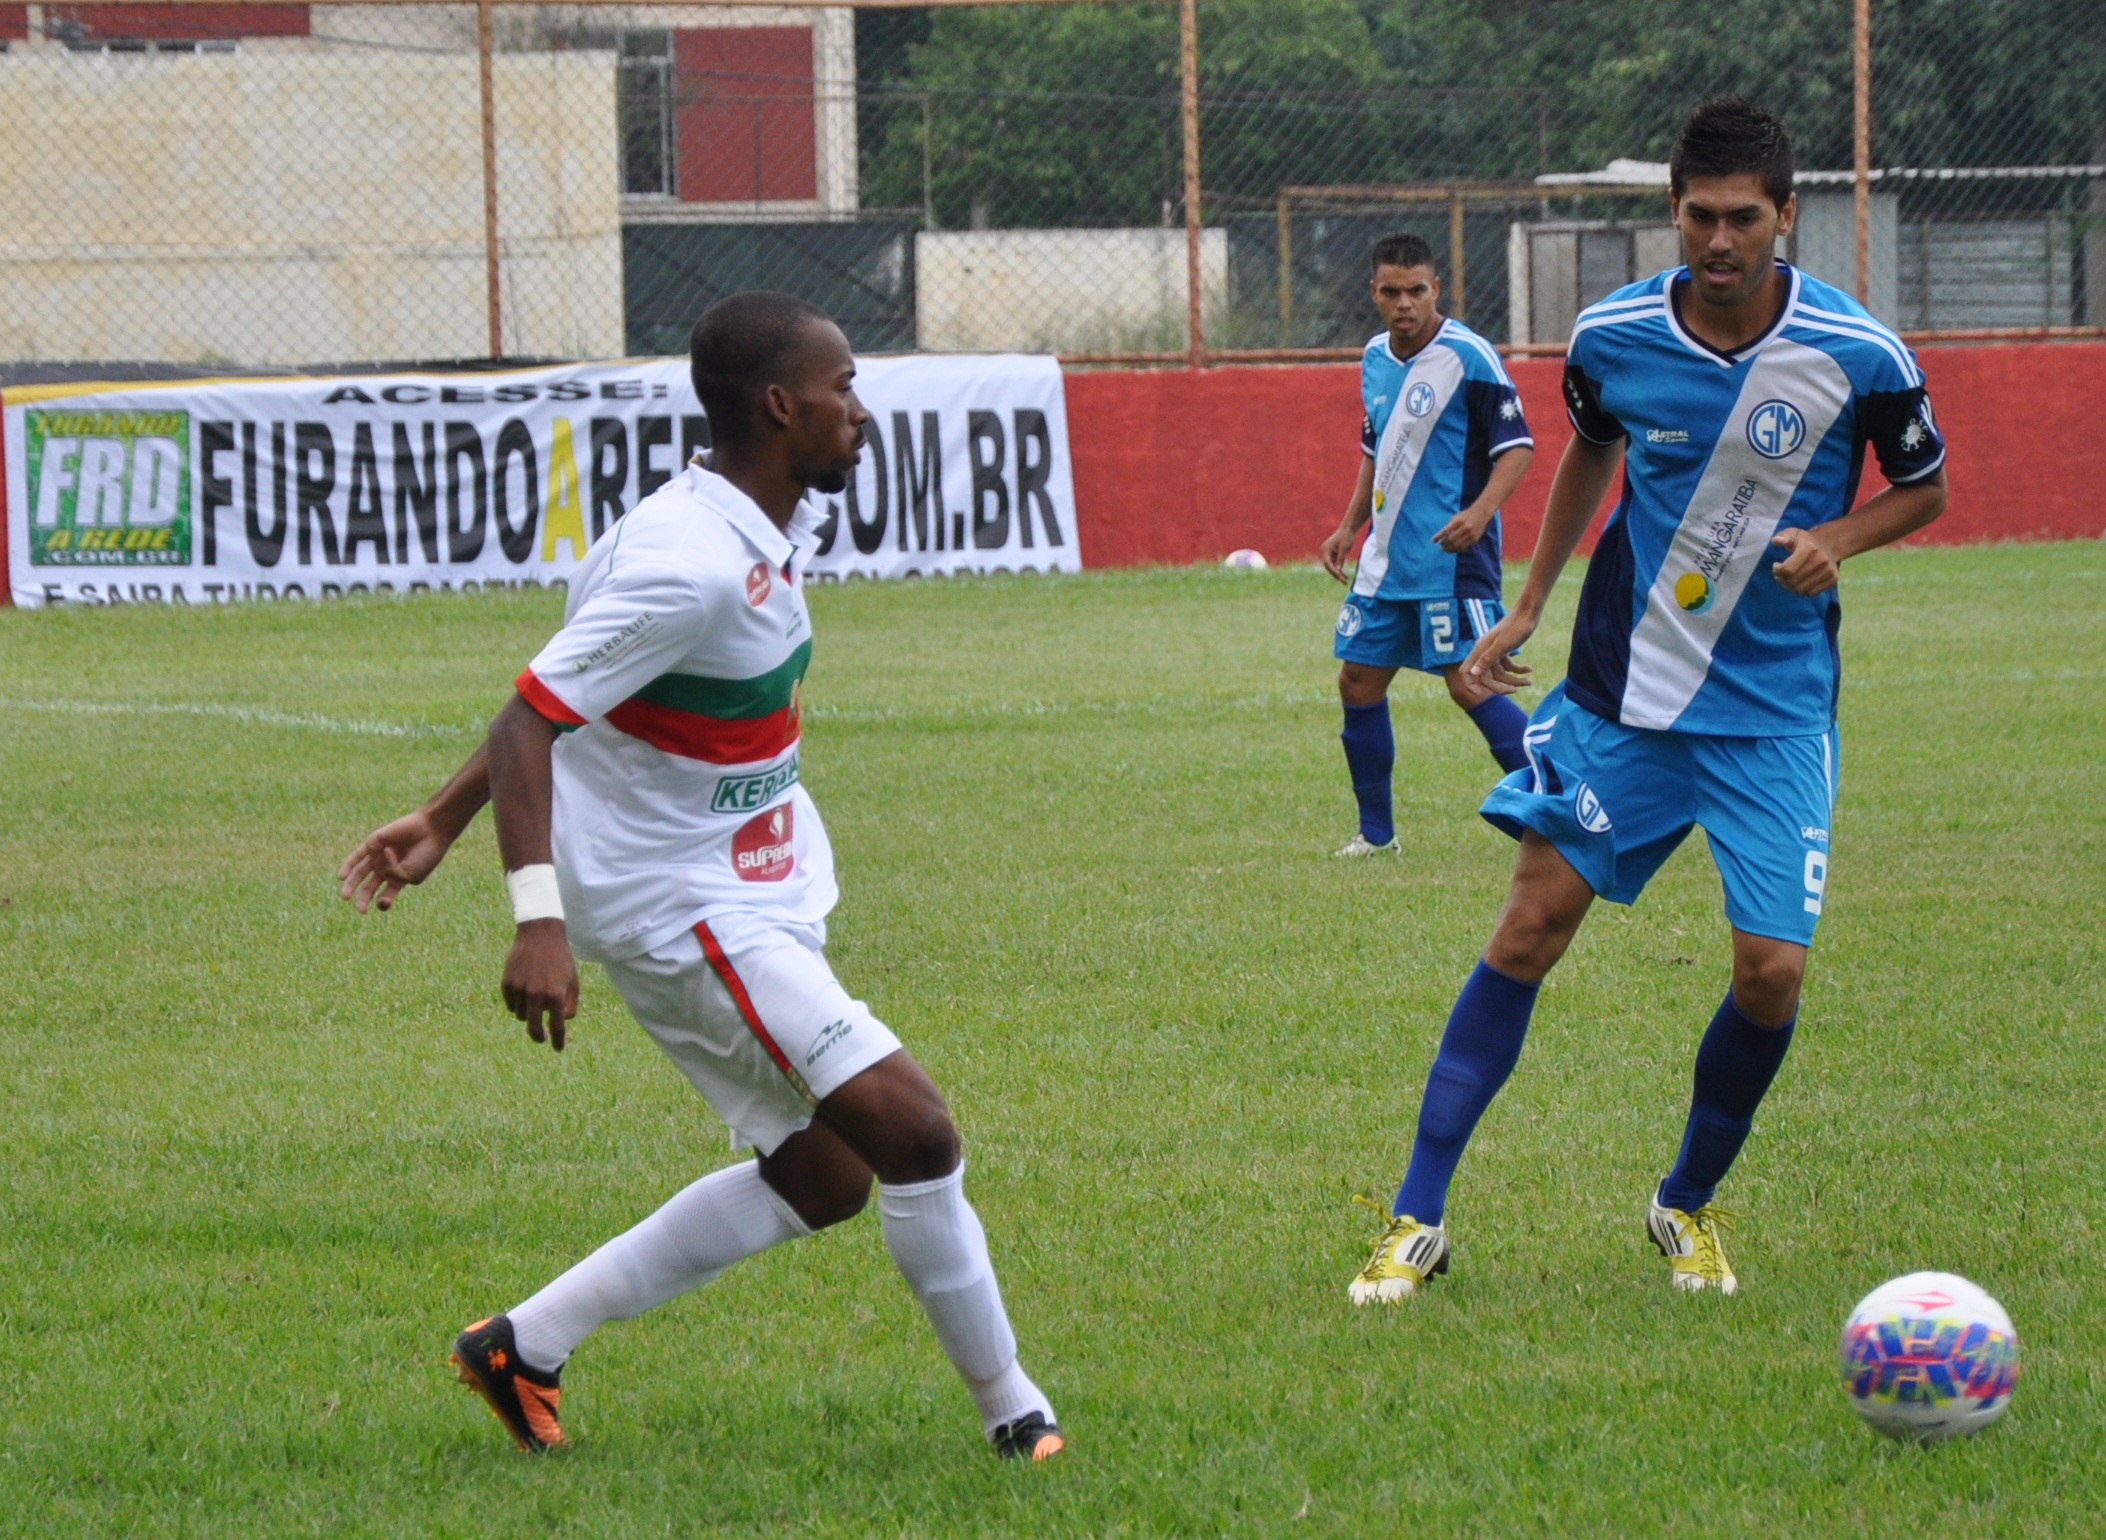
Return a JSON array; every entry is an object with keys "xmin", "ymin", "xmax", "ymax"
[
  {"xmin": 1840, "ymin": 1271, "xmax": 2018, "ymax": 1444},
  {"xmin": 1222, "ymin": 548, "xmax": 1268, "ymax": 570}
]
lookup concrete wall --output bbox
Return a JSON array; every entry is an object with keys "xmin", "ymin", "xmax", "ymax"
[
  {"xmin": 0, "ymin": 49, "xmax": 622, "ymax": 364},
  {"xmin": 916, "ymin": 229, "xmax": 1228, "ymax": 354}
]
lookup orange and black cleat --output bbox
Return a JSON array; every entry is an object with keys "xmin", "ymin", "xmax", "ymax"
[
  {"xmin": 449, "ymin": 1315, "xmax": 565, "ymax": 1452},
  {"xmin": 990, "ymin": 1410, "xmax": 1065, "ymax": 1462}
]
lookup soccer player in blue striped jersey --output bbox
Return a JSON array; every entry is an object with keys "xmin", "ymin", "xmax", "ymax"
[
  {"xmin": 1321, "ymin": 233, "xmax": 1535, "ymax": 858},
  {"xmin": 1350, "ymin": 97, "xmax": 1948, "ymax": 1303}
]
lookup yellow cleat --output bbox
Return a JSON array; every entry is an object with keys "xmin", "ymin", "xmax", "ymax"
[
  {"xmin": 1348, "ymin": 1197, "xmax": 1449, "ymax": 1305},
  {"xmin": 1647, "ymin": 1192, "xmax": 1738, "ymax": 1295}
]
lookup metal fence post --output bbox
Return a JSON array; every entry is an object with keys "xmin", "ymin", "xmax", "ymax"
[
  {"xmin": 1180, "ymin": 0, "xmax": 1203, "ymax": 367},
  {"xmin": 478, "ymin": 0, "xmax": 503, "ymax": 358},
  {"xmin": 1852, "ymin": 0, "xmax": 1871, "ymax": 305}
]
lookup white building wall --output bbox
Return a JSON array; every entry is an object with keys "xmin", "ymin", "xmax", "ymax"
[
  {"xmin": 917, "ymin": 229, "xmax": 1229, "ymax": 353},
  {"xmin": 0, "ymin": 49, "xmax": 623, "ymax": 364}
]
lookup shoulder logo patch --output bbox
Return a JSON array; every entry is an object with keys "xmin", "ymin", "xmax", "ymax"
[
  {"xmin": 1746, "ymin": 399, "xmax": 1806, "ymax": 460},
  {"xmin": 745, "ymin": 562, "xmax": 773, "ymax": 606}
]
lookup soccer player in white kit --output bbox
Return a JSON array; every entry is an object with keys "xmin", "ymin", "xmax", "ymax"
[{"xmin": 338, "ymin": 293, "xmax": 1063, "ymax": 1460}]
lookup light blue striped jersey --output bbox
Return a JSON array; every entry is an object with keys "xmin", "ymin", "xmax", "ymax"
[
  {"xmin": 1562, "ymin": 263, "xmax": 1944, "ymax": 736},
  {"xmin": 1356, "ymin": 318, "xmax": 1533, "ymax": 602}
]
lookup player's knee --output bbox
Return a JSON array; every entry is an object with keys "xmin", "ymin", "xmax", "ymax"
[
  {"xmin": 1442, "ymin": 667, "xmax": 1482, "ymax": 709},
  {"xmin": 761, "ymin": 1155, "xmax": 872, "ymax": 1231},
  {"xmin": 1733, "ymin": 951, "xmax": 1805, "ymax": 1026},
  {"xmin": 1338, "ymin": 664, "xmax": 1387, "ymax": 707},
  {"xmin": 1484, "ymin": 905, "xmax": 1569, "ymax": 981},
  {"xmin": 801, "ymin": 1171, "xmax": 874, "ymax": 1230},
  {"xmin": 880, "ymin": 1094, "xmax": 962, "ymax": 1183}
]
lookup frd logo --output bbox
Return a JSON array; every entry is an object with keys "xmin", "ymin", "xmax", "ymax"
[
  {"xmin": 745, "ymin": 562, "xmax": 773, "ymax": 606},
  {"xmin": 25, "ymin": 409, "xmax": 192, "ymax": 567},
  {"xmin": 732, "ymin": 803, "xmax": 794, "ymax": 882}
]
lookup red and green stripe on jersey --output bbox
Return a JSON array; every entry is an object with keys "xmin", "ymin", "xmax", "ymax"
[{"xmin": 517, "ymin": 638, "xmax": 811, "ymax": 764}]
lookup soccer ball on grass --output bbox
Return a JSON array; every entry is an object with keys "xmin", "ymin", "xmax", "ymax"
[
  {"xmin": 1840, "ymin": 1270, "xmax": 2017, "ymax": 1444},
  {"xmin": 1221, "ymin": 548, "xmax": 1268, "ymax": 570}
]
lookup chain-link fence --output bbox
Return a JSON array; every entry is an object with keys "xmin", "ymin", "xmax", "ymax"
[{"xmin": 1, "ymin": 0, "xmax": 2100, "ymax": 370}]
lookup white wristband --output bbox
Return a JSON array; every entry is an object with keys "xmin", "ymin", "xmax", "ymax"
[{"xmin": 505, "ymin": 864, "xmax": 564, "ymax": 926}]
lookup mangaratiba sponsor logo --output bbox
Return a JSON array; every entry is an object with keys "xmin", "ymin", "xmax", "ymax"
[
  {"xmin": 26, "ymin": 410, "xmax": 190, "ymax": 566},
  {"xmin": 732, "ymin": 803, "xmax": 795, "ymax": 881},
  {"xmin": 711, "ymin": 755, "xmax": 800, "ymax": 813},
  {"xmin": 1673, "ymin": 475, "xmax": 1760, "ymax": 613}
]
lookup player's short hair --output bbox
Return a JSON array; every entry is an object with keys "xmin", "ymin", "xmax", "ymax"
[
  {"xmin": 1670, "ymin": 95, "xmax": 1795, "ymax": 210},
  {"xmin": 688, "ymin": 291, "xmax": 837, "ymax": 445},
  {"xmin": 1369, "ymin": 232, "xmax": 1437, "ymax": 277}
]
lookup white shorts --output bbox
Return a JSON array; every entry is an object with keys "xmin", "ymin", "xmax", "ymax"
[{"xmin": 599, "ymin": 911, "xmax": 902, "ymax": 1156}]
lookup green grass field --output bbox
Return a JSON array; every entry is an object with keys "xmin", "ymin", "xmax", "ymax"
[{"xmin": 3, "ymin": 544, "xmax": 2102, "ymax": 1537}]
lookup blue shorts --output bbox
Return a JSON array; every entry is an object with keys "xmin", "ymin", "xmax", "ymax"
[
  {"xmin": 1334, "ymin": 592, "xmax": 1504, "ymax": 673},
  {"xmin": 1480, "ymin": 683, "xmax": 1839, "ymax": 945}
]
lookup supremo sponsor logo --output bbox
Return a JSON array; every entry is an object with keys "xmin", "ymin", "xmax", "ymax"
[
  {"xmin": 712, "ymin": 757, "xmax": 799, "ymax": 813},
  {"xmin": 732, "ymin": 803, "xmax": 795, "ymax": 881}
]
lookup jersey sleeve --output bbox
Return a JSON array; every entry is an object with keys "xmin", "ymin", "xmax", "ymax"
[
  {"xmin": 515, "ymin": 562, "xmax": 711, "ymax": 729},
  {"xmin": 1360, "ymin": 411, "xmax": 1377, "ymax": 458},
  {"xmin": 1562, "ymin": 354, "xmax": 1625, "ymax": 446},
  {"xmin": 1467, "ymin": 375, "xmax": 1533, "ymax": 457},
  {"xmin": 1856, "ymin": 348, "xmax": 1946, "ymax": 484}
]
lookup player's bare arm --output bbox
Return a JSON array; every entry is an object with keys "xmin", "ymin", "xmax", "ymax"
[
  {"xmin": 1434, "ymin": 444, "xmax": 1533, "ymax": 553},
  {"xmin": 486, "ymin": 694, "xmax": 578, "ymax": 1051},
  {"xmin": 1321, "ymin": 456, "xmax": 1377, "ymax": 583},
  {"xmin": 1462, "ymin": 434, "xmax": 1623, "ymax": 693},
  {"xmin": 337, "ymin": 741, "xmax": 491, "ymax": 913},
  {"xmin": 1772, "ymin": 469, "xmax": 1948, "ymax": 595}
]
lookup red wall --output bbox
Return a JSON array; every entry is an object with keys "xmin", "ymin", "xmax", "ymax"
[
  {"xmin": 42, "ymin": 5, "xmax": 310, "ymax": 40},
  {"xmin": 0, "ymin": 7, "xmax": 29, "ymax": 41},
  {"xmin": 675, "ymin": 28, "xmax": 817, "ymax": 205},
  {"xmin": 1067, "ymin": 343, "xmax": 2106, "ymax": 567}
]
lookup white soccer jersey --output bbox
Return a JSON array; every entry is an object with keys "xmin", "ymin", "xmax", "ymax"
[{"xmin": 515, "ymin": 464, "xmax": 835, "ymax": 963}]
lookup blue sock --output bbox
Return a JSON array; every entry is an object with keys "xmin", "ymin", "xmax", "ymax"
[
  {"xmin": 1464, "ymin": 694, "xmax": 1530, "ymax": 773},
  {"xmin": 1340, "ymin": 701, "xmax": 1395, "ymax": 845},
  {"xmin": 1393, "ymin": 960, "xmax": 1540, "ymax": 1223},
  {"xmin": 1657, "ymin": 992, "xmax": 1797, "ymax": 1213}
]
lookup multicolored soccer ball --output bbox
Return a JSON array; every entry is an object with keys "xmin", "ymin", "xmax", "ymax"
[
  {"xmin": 1221, "ymin": 548, "xmax": 1268, "ymax": 570},
  {"xmin": 1840, "ymin": 1271, "xmax": 2017, "ymax": 1444}
]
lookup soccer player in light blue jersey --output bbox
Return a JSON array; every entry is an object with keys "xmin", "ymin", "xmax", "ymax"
[
  {"xmin": 1321, "ymin": 233, "xmax": 1535, "ymax": 858},
  {"xmin": 1350, "ymin": 97, "xmax": 1948, "ymax": 1302}
]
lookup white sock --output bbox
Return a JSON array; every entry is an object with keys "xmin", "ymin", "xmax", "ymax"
[
  {"xmin": 508, "ymin": 1160, "xmax": 810, "ymax": 1373},
  {"xmin": 878, "ymin": 1164, "xmax": 1054, "ymax": 1437}
]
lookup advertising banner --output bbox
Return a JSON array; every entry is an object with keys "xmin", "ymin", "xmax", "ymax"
[{"xmin": 2, "ymin": 354, "xmax": 1079, "ymax": 607}]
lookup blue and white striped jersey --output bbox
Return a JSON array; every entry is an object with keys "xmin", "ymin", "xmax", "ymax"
[
  {"xmin": 1356, "ymin": 318, "xmax": 1533, "ymax": 602},
  {"xmin": 1562, "ymin": 263, "xmax": 1944, "ymax": 736}
]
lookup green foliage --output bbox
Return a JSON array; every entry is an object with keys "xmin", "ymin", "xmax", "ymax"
[
  {"xmin": 861, "ymin": 0, "xmax": 2103, "ymax": 227},
  {"xmin": 3, "ymin": 546, "xmax": 2105, "ymax": 1533}
]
